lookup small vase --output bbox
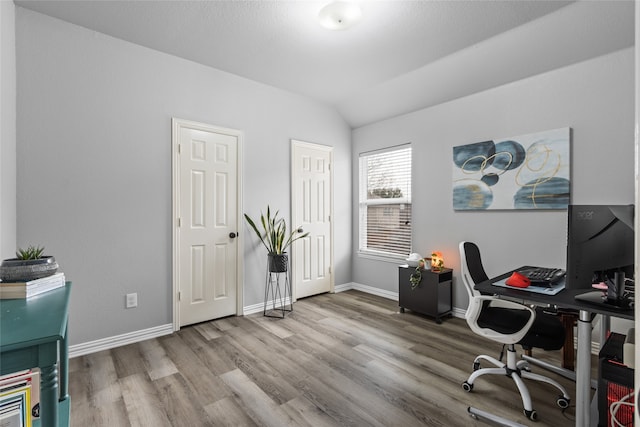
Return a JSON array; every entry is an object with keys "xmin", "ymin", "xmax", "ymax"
[{"xmin": 268, "ymin": 253, "xmax": 289, "ymax": 273}]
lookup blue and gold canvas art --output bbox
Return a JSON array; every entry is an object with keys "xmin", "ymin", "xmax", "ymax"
[{"xmin": 452, "ymin": 128, "xmax": 570, "ymax": 210}]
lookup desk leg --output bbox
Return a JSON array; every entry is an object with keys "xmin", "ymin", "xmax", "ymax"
[
  {"xmin": 600, "ymin": 314, "xmax": 610, "ymax": 344},
  {"xmin": 576, "ymin": 309, "xmax": 592, "ymax": 426},
  {"xmin": 40, "ymin": 363, "xmax": 59, "ymax": 427}
]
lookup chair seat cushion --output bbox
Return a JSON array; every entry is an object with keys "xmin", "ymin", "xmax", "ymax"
[{"xmin": 478, "ymin": 306, "xmax": 565, "ymax": 351}]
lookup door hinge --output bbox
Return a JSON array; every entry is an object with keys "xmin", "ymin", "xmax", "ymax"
[
  {"xmin": 329, "ymin": 266, "xmax": 332, "ymax": 274},
  {"xmin": 177, "ymin": 218, "xmax": 181, "ymax": 227},
  {"xmin": 178, "ymin": 143, "xmax": 182, "ymax": 154},
  {"xmin": 178, "ymin": 291, "xmax": 182, "ymax": 301}
]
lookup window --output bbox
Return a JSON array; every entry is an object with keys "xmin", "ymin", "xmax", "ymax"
[{"xmin": 359, "ymin": 145, "xmax": 412, "ymax": 258}]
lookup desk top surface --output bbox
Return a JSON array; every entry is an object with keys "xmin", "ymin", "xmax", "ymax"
[
  {"xmin": 0, "ymin": 282, "xmax": 72, "ymax": 351},
  {"xmin": 476, "ymin": 268, "xmax": 633, "ymax": 320}
]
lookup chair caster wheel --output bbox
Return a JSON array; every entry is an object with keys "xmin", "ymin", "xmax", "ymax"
[
  {"xmin": 524, "ymin": 409, "xmax": 538, "ymax": 421},
  {"xmin": 462, "ymin": 381, "xmax": 473, "ymax": 392},
  {"xmin": 473, "ymin": 362, "xmax": 480, "ymax": 371},
  {"xmin": 556, "ymin": 396, "xmax": 570, "ymax": 409}
]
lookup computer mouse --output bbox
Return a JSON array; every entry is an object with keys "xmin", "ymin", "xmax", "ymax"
[{"xmin": 506, "ymin": 271, "xmax": 531, "ymax": 288}]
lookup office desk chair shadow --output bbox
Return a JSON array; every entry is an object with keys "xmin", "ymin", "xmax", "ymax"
[{"xmin": 459, "ymin": 242, "xmax": 571, "ymax": 422}]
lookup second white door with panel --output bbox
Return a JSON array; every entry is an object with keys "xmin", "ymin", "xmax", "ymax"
[{"xmin": 291, "ymin": 140, "xmax": 333, "ymax": 300}]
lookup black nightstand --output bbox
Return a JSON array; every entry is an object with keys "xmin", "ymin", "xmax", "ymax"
[{"xmin": 398, "ymin": 266, "xmax": 453, "ymax": 323}]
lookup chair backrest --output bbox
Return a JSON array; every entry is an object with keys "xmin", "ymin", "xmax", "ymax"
[{"xmin": 459, "ymin": 241, "xmax": 489, "ymax": 299}]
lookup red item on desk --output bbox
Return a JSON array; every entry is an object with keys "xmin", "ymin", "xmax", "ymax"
[{"xmin": 506, "ymin": 271, "xmax": 531, "ymax": 288}]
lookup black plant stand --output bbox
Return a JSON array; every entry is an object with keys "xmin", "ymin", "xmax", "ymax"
[{"xmin": 263, "ymin": 268, "xmax": 292, "ymax": 318}]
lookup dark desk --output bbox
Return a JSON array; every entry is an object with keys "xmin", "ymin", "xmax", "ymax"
[
  {"xmin": 476, "ymin": 269, "xmax": 633, "ymax": 426},
  {"xmin": 0, "ymin": 282, "xmax": 71, "ymax": 427}
]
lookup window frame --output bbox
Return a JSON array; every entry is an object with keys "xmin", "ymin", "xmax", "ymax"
[{"xmin": 358, "ymin": 144, "xmax": 412, "ymax": 261}]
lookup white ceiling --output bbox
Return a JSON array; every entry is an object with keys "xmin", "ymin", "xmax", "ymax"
[{"xmin": 14, "ymin": 0, "xmax": 635, "ymax": 128}]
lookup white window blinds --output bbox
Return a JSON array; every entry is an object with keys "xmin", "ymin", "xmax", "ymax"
[{"xmin": 359, "ymin": 145, "xmax": 412, "ymax": 257}]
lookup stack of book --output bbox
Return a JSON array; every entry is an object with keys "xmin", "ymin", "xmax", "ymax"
[
  {"xmin": 0, "ymin": 369, "xmax": 40, "ymax": 427},
  {"xmin": 0, "ymin": 273, "xmax": 65, "ymax": 299}
]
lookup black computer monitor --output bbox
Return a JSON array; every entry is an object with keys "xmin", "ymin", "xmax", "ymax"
[{"xmin": 565, "ymin": 204, "xmax": 634, "ymax": 291}]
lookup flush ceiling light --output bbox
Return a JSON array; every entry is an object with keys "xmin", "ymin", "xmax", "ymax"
[{"xmin": 318, "ymin": 1, "xmax": 362, "ymax": 30}]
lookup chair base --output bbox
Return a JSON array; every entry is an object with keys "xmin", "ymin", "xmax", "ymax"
[{"xmin": 462, "ymin": 345, "xmax": 571, "ymax": 421}]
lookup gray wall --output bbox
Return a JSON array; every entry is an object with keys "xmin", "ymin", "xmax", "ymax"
[
  {"xmin": 352, "ymin": 48, "xmax": 635, "ymax": 311},
  {"xmin": 16, "ymin": 8, "xmax": 352, "ymax": 345},
  {"xmin": 1, "ymin": 1, "xmax": 16, "ymax": 260}
]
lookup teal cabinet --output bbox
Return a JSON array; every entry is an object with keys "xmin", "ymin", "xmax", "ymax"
[{"xmin": 0, "ymin": 283, "xmax": 71, "ymax": 427}]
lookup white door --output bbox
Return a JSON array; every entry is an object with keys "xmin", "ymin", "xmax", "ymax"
[
  {"xmin": 291, "ymin": 140, "xmax": 333, "ymax": 299},
  {"xmin": 173, "ymin": 119, "xmax": 242, "ymax": 328}
]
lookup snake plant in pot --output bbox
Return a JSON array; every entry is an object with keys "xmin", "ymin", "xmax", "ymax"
[{"xmin": 244, "ymin": 206, "xmax": 309, "ymax": 272}]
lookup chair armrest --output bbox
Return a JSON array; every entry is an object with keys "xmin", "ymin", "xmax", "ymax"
[
  {"xmin": 477, "ymin": 295, "xmax": 531, "ymax": 311},
  {"xmin": 465, "ymin": 295, "xmax": 536, "ymax": 344}
]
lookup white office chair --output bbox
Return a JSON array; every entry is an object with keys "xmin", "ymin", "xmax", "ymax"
[{"xmin": 459, "ymin": 241, "xmax": 571, "ymax": 421}]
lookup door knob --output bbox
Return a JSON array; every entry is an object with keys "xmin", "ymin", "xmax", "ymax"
[
  {"xmin": 229, "ymin": 232, "xmax": 237, "ymax": 238},
  {"xmin": 297, "ymin": 228, "xmax": 304, "ymax": 233}
]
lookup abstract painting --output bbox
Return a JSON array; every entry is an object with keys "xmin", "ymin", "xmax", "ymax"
[{"xmin": 452, "ymin": 128, "xmax": 570, "ymax": 210}]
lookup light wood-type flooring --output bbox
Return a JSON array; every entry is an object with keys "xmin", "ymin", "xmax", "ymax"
[{"xmin": 69, "ymin": 290, "xmax": 594, "ymax": 426}]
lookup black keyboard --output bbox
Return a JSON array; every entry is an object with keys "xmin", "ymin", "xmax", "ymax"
[{"xmin": 518, "ymin": 267, "xmax": 566, "ymax": 287}]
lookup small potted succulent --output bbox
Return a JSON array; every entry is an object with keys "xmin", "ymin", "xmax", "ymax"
[
  {"xmin": 244, "ymin": 206, "xmax": 309, "ymax": 272},
  {"xmin": 0, "ymin": 245, "xmax": 58, "ymax": 282}
]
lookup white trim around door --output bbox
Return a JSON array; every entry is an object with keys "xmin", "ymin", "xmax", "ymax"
[
  {"xmin": 291, "ymin": 139, "xmax": 334, "ymax": 301},
  {"xmin": 172, "ymin": 118, "xmax": 244, "ymax": 331}
]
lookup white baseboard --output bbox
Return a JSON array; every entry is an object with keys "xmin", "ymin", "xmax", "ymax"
[
  {"xmin": 333, "ymin": 283, "xmax": 353, "ymax": 293},
  {"xmin": 335, "ymin": 282, "xmax": 398, "ymax": 300},
  {"xmin": 244, "ymin": 301, "xmax": 264, "ymax": 315},
  {"xmin": 69, "ymin": 323, "xmax": 173, "ymax": 358},
  {"xmin": 244, "ymin": 297, "xmax": 293, "ymax": 316},
  {"xmin": 451, "ymin": 307, "xmax": 466, "ymax": 319}
]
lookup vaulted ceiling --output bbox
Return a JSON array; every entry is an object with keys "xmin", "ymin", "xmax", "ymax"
[{"xmin": 15, "ymin": 0, "xmax": 635, "ymax": 127}]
